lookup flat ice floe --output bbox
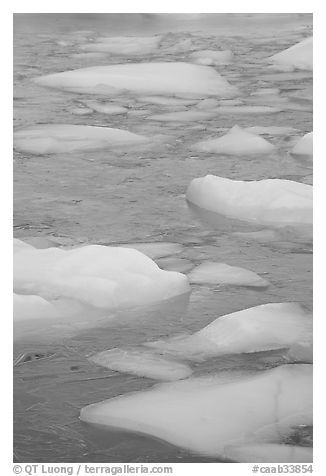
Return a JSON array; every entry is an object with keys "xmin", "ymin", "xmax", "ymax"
[
  {"xmin": 224, "ymin": 444, "xmax": 312, "ymax": 463},
  {"xmin": 291, "ymin": 132, "xmax": 313, "ymax": 157},
  {"xmin": 80, "ymin": 36, "xmax": 161, "ymax": 55},
  {"xmin": 82, "ymin": 100, "xmax": 128, "ymax": 115},
  {"xmin": 189, "ymin": 49, "xmax": 234, "ymax": 66},
  {"xmin": 268, "ymin": 37, "xmax": 313, "ymax": 72},
  {"xmin": 186, "ymin": 175, "xmax": 312, "ymax": 226},
  {"xmin": 215, "ymin": 105, "xmax": 281, "ymax": 114},
  {"xmin": 80, "ymin": 364, "xmax": 312, "ymax": 459},
  {"xmin": 89, "ymin": 348, "xmax": 193, "ymax": 381},
  {"xmin": 14, "ymin": 124, "xmax": 149, "ymax": 154},
  {"xmin": 244, "ymin": 126, "xmax": 299, "ymax": 136},
  {"xmin": 14, "ymin": 242, "xmax": 190, "ymax": 312},
  {"xmin": 146, "ymin": 303, "xmax": 312, "ymax": 359},
  {"xmin": 194, "ymin": 125, "xmax": 275, "ymax": 155},
  {"xmin": 148, "ymin": 111, "xmax": 217, "ymax": 122},
  {"xmin": 34, "ymin": 62, "xmax": 238, "ymax": 98},
  {"xmin": 188, "ymin": 262, "xmax": 269, "ymax": 287}
]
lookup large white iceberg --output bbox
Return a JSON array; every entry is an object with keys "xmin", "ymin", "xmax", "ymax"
[
  {"xmin": 34, "ymin": 63, "xmax": 238, "ymax": 98},
  {"xmin": 89, "ymin": 348, "xmax": 192, "ymax": 381},
  {"xmin": 291, "ymin": 132, "xmax": 313, "ymax": 157},
  {"xmin": 14, "ymin": 124, "xmax": 149, "ymax": 155},
  {"xmin": 13, "ymin": 293, "xmax": 58, "ymax": 322},
  {"xmin": 186, "ymin": 174, "xmax": 312, "ymax": 226},
  {"xmin": 80, "ymin": 36, "xmax": 161, "ymax": 55},
  {"xmin": 80, "ymin": 364, "xmax": 312, "ymax": 459},
  {"xmin": 194, "ymin": 125, "xmax": 275, "ymax": 155},
  {"xmin": 188, "ymin": 262, "xmax": 269, "ymax": 287},
  {"xmin": 14, "ymin": 241, "xmax": 190, "ymax": 312},
  {"xmin": 269, "ymin": 37, "xmax": 313, "ymax": 72},
  {"xmin": 146, "ymin": 303, "xmax": 312, "ymax": 359}
]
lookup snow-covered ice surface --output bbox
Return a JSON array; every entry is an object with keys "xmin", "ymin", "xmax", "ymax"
[
  {"xmin": 269, "ymin": 37, "xmax": 313, "ymax": 72},
  {"xmin": 14, "ymin": 13, "xmax": 312, "ymax": 463}
]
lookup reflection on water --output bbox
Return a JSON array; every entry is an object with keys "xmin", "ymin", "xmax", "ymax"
[{"xmin": 14, "ymin": 13, "xmax": 312, "ymax": 462}]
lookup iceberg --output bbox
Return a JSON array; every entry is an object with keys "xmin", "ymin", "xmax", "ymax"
[
  {"xmin": 80, "ymin": 364, "xmax": 312, "ymax": 459},
  {"xmin": 269, "ymin": 37, "xmax": 313, "ymax": 72},
  {"xmin": 224, "ymin": 444, "xmax": 312, "ymax": 463},
  {"xmin": 186, "ymin": 175, "xmax": 312, "ymax": 226},
  {"xmin": 89, "ymin": 348, "xmax": 192, "ymax": 381},
  {"xmin": 194, "ymin": 125, "xmax": 275, "ymax": 155},
  {"xmin": 188, "ymin": 262, "xmax": 269, "ymax": 288},
  {"xmin": 146, "ymin": 303, "xmax": 312, "ymax": 359},
  {"xmin": 14, "ymin": 243, "xmax": 190, "ymax": 312},
  {"xmin": 189, "ymin": 49, "xmax": 234, "ymax": 66},
  {"xmin": 14, "ymin": 124, "xmax": 149, "ymax": 155},
  {"xmin": 291, "ymin": 132, "xmax": 313, "ymax": 157},
  {"xmin": 34, "ymin": 62, "xmax": 238, "ymax": 98},
  {"xmin": 80, "ymin": 36, "xmax": 161, "ymax": 55}
]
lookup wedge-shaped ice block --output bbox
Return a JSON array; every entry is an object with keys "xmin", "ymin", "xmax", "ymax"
[{"xmin": 80, "ymin": 364, "xmax": 312, "ymax": 459}]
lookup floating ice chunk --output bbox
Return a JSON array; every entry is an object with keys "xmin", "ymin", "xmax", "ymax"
[
  {"xmin": 70, "ymin": 107, "xmax": 93, "ymax": 116},
  {"xmin": 244, "ymin": 126, "xmax": 299, "ymax": 136},
  {"xmin": 89, "ymin": 348, "xmax": 192, "ymax": 381},
  {"xmin": 14, "ymin": 293, "xmax": 58, "ymax": 322},
  {"xmin": 80, "ymin": 36, "xmax": 161, "ymax": 55},
  {"xmin": 189, "ymin": 49, "xmax": 234, "ymax": 65},
  {"xmin": 80, "ymin": 364, "xmax": 312, "ymax": 459},
  {"xmin": 186, "ymin": 175, "xmax": 312, "ymax": 226},
  {"xmin": 148, "ymin": 111, "xmax": 217, "ymax": 122},
  {"xmin": 14, "ymin": 243, "xmax": 190, "ymax": 311},
  {"xmin": 224, "ymin": 443, "xmax": 313, "ymax": 463},
  {"xmin": 156, "ymin": 257, "xmax": 194, "ymax": 273},
  {"xmin": 147, "ymin": 303, "xmax": 312, "ymax": 359},
  {"xmin": 188, "ymin": 262, "xmax": 269, "ymax": 288},
  {"xmin": 71, "ymin": 52, "xmax": 107, "ymax": 60},
  {"xmin": 83, "ymin": 100, "xmax": 128, "ymax": 115},
  {"xmin": 195, "ymin": 98, "xmax": 220, "ymax": 110},
  {"xmin": 136, "ymin": 96, "xmax": 197, "ymax": 107},
  {"xmin": 119, "ymin": 242, "xmax": 184, "ymax": 259},
  {"xmin": 34, "ymin": 63, "xmax": 239, "ymax": 98},
  {"xmin": 194, "ymin": 125, "xmax": 275, "ymax": 155},
  {"xmin": 251, "ymin": 88, "xmax": 280, "ymax": 96},
  {"xmin": 291, "ymin": 132, "xmax": 313, "ymax": 157},
  {"xmin": 14, "ymin": 124, "xmax": 149, "ymax": 154},
  {"xmin": 269, "ymin": 37, "xmax": 313, "ymax": 72},
  {"xmin": 216, "ymin": 105, "xmax": 281, "ymax": 114}
]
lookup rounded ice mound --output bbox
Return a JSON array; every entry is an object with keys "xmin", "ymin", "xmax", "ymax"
[
  {"xmin": 189, "ymin": 49, "xmax": 234, "ymax": 66},
  {"xmin": 186, "ymin": 174, "xmax": 312, "ymax": 226},
  {"xmin": 14, "ymin": 243, "xmax": 190, "ymax": 311},
  {"xmin": 146, "ymin": 303, "xmax": 312, "ymax": 359},
  {"xmin": 291, "ymin": 132, "xmax": 313, "ymax": 157},
  {"xmin": 89, "ymin": 348, "xmax": 193, "ymax": 381},
  {"xmin": 80, "ymin": 36, "xmax": 161, "ymax": 55},
  {"xmin": 14, "ymin": 124, "xmax": 149, "ymax": 155},
  {"xmin": 188, "ymin": 262, "xmax": 269, "ymax": 288},
  {"xmin": 194, "ymin": 125, "xmax": 276, "ymax": 155},
  {"xmin": 34, "ymin": 62, "xmax": 239, "ymax": 98},
  {"xmin": 80, "ymin": 364, "xmax": 312, "ymax": 459},
  {"xmin": 268, "ymin": 37, "xmax": 313, "ymax": 72}
]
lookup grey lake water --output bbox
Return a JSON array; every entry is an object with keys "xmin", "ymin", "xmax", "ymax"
[{"xmin": 13, "ymin": 13, "xmax": 313, "ymax": 463}]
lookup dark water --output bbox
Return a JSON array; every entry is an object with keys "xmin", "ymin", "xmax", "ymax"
[{"xmin": 13, "ymin": 13, "xmax": 313, "ymax": 462}]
